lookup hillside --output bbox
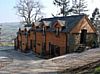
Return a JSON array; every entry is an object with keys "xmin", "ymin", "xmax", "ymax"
[{"xmin": 0, "ymin": 22, "xmax": 22, "ymax": 46}]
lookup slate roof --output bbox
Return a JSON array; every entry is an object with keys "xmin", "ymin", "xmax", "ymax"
[{"xmin": 40, "ymin": 15, "xmax": 85, "ymax": 32}]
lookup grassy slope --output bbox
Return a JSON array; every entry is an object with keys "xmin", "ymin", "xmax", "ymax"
[{"xmin": 0, "ymin": 22, "xmax": 22, "ymax": 46}]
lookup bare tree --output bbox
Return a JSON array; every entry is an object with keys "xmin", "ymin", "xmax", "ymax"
[
  {"xmin": 72, "ymin": 0, "xmax": 88, "ymax": 15},
  {"xmin": 15, "ymin": 0, "xmax": 43, "ymax": 26}
]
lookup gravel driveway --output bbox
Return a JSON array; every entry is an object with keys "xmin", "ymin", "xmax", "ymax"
[{"xmin": 0, "ymin": 46, "xmax": 99, "ymax": 74}]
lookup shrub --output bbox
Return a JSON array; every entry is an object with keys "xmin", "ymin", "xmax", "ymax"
[{"xmin": 94, "ymin": 67, "xmax": 100, "ymax": 74}]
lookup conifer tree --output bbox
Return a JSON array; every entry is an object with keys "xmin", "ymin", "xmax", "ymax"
[{"xmin": 90, "ymin": 8, "xmax": 100, "ymax": 25}]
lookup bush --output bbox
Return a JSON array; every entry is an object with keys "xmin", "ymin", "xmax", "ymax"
[{"xmin": 94, "ymin": 67, "xmax": 100, "ymax": 74}]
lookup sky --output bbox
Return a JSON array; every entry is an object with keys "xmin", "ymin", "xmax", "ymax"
[{"xmin": 0, "ymin": 0, "xmax": 99, "ymax": 23}]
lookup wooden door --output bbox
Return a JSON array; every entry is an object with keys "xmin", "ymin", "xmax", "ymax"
[
  {"xmin": 80, "ymin": 29, "xmax": 87, "ymax": 44},
  {"xmin": 30, "ymin": 40, "xmax": 32, "ymax": 49},
  {"xmin": 55, "ymin": 46, "xmax": 60, "ymax": 56}
]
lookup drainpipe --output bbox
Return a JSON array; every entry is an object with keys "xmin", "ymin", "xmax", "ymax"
[
  {"xmin": 24, "ymin": 27, "xmax": 28, "ymax": 52},
  {"xmin": 34, "ymin": 30, "xmax": 36, "ymax": 53},
  {"xmin": 25, "ymin": 32, "xmax": 28, "ymax": 52},
  {"xmin": 17, "ymin": 35, "xmax": 19, "ymax": 50},
  {"xmin": 14, "ymin": 38, "xmax": 16, "ymax": 50},
  {"xmin": 41, "ymin": 27, "xmax": 46, "ymax": 57},
  {"xmin": 21, "ymin": 33, "xmax": 22, "ymax": 52},
  {"xmin": 67, "ymin": 32, "xmax": 70, "ymax": 53},
  {"xmin": 65, "ymin": 32, "xmax": 68, "ymax": 53},
  {"xmin": 44, "ymin": 28, "xmax": 46, "ymax": 56},
  {"xmin": 66, "ymin": 25, "xmax": 69, "ymax": 53},
  {"xmin": 95, "ymin": 19, "xmax": 99, "ymax": 47},
  {"xmin": 97, "ymin": 31, "xmax": 100, "ymax": 47}
]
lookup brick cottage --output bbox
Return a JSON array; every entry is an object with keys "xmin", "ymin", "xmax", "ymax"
[{"xmin": 14, "ymin": 15, "xmax": 97, "ymax": 58}]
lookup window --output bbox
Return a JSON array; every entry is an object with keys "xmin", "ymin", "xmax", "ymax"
[
  {"xmin": 42, "ymin": 42, "xmax": 46, "ymax": 50},
  {"xmin": 33, "ymin": 40, "xmax": 36, "ymax": 47},
  {"xmin": 46, "ymin": 26, "xmax": 50, "ymax": 29},
  {"xmin": 28, "ymin": 31, "xmax": 31, "ymax": 36},
  {"xmin": 55, "ymin": 28, "xmax": 59, "ymax": 36},
  {"xmin": 43, "ymin": 27, "xmax": 46, "ymax": 35},
  {"xmin": 36, "ymin": 26, "xmax": 39, "ymax": 29},
  {"xmin": 22, "ymin": 43, "xmax": 24, "ymax": 45},
  {"xmin": 19, "ymin": 32, "xmax": 21, "ymax": 36},
  {"xmin": 25, "ymin": 32, "xmax": 28, "ymax": 37},
  {"xmin": 62, "ymin": 26, "xmax": 65, "ymax": 30},
  {"xmin": 37, "ymin": 43, "xmax": 40, "ymax": 46}
]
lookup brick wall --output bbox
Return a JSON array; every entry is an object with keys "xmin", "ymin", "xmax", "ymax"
[
  {"xmin": 46, "ymin": 32, "xmax": 66, "ymax": 56},
  {"xmin": 17, "ymin": 33, "xmax": 22, "ymax": 50},
  {"xmin": 36, "ymin": 32, "xmax": 43, "ymax": 54},
  {"xmin": 21, "ymin": 34, "xmax": 27, "ymax": 52},
  {"xmin": 28, "ymin": 31, "xmax": 34, "ymax": 50}
]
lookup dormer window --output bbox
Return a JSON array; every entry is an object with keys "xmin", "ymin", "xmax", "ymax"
[
  {"xmin": 25, "ymin": 32, "xmax": 28, "ymax": 36},
  {"xmin": 62, "ymin": 26, "xmax": 66, "ymax": 30},
  {"xmin": 53, "ymin": 20, "xmax": 65, "ymax": 36},
  {"xmin": 36, "ymin": 26, "xmax": 39, "ymax": 29},
  {"xmin": 19, "ymin": 28, "xmax": 21, "ymax": 32},
  {"xmin": 46, "ymin": 26, "xmax": 50, "ymax": 29}
]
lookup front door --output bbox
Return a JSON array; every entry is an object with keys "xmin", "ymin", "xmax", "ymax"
[
  {"xmin": 17, "ymin": 40, "xmax": 19, "ymax": 49},
  {"xmin": 80, "ymin": 29, "xmax": 87, "ymax": 44},
  {"xmin": 30, "ymin": 40, "xmax": 32, "ymax": 49},
  {"xmin": 50, "ymin": 44, "xmax": 55, "ymax": 58},
  {"xmin": 55, "ymin": 46, "xmax": 60, "ymax": 56},
  {"xmin": 49, "ymin": 44, "xmax": 60, "ymax": 58}
]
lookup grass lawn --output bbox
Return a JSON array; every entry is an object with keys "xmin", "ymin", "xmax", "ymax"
[{"xmin": 0, "ymin": 42, "xmax": 14, "ymax": 46}]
